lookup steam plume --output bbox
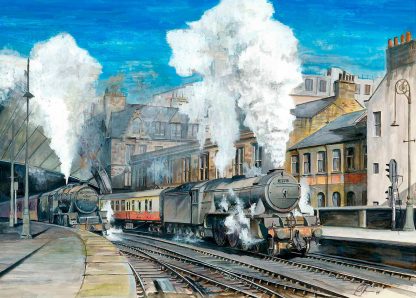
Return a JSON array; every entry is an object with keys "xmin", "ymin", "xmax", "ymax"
[
  {"xmin": 0, "ymin": 34, "xmax": 102, "ymax": 180},
  {"xmin": 167, "ymin": 0, "xmax": 302, "ymax": 174}
]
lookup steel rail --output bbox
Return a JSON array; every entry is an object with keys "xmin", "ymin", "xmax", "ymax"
[
  {"xmin": 305, "ymin": 252, "xmax": 416, "ymax": 281},
  {"xmin": 127, "ymin": 262, "xmax": 147, "ymax": 298},
  {"xmin": 120, "ymin": 245, "xmax": 206, "ymax": 297},
  {"xmin": 122, "ymin": 233, "xmax": 346, "ymax": 297},
  {"xmin": 118, "ymin": 243, "xmax": 257, "ymax": 297}
]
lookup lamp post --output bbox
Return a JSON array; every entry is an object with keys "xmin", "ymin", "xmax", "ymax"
[
  {"xmin": 391, "ymin": 78, "xmax": 415, "ymax": 231},
  {"xmin": 21, "ymin": 58, "xmax": 34, "ymax": 239}
]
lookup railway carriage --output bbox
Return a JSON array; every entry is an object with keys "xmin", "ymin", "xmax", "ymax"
[{"xmin": 100, "ymin": 189, "xmax": 163, "ymax": 230}]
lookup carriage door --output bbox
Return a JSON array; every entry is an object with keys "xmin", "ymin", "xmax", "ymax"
[{"xmin": 191, "ymin": 190, "xmax": 199, "ymax": 224}]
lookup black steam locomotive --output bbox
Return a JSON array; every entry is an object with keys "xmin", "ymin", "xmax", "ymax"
[{"xmin": 160, "ymin": 169, "xmax": 321, "ymax": 255}]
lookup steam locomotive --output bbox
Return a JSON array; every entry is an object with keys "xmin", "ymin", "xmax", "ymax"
[
  {"xmin": 102, "ymin": 169, "xmax": 322, "ymax": 255},
  {"xmin": 0, "ymin": 184, "xmax": 109, "ymax": 233}
]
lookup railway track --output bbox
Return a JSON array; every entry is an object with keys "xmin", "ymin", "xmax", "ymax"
[
  {"xmin": 117, "ymin": 242, "xmax": 279, "ymax": 297},
  {"xmin": 119, "ymin": 232, "xmax": 416, "ymax": 297}
]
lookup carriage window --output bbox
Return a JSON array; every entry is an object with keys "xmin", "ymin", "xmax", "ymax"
[
  {"xmin": 126, "ymin": 201, "xmax": 130, "ymax": 211},
  {"xmin": 115, "ymin": 200, "xmax": 120, "ymax": 211},
  {"xmin": 132, "ymin": 200, "xmax": 135, "ymax": 211},
  {"xmin": 121, "ymin": 200, "xmax": 126, "ymax": 211},
  {"xmin": 149, "ymin": 200, "xmax": 152, "ymax": 212},
  {"xmin": 110, "ymin": 201, "xmax": 114, "ymax": 210},
  {"xmin": 138, "ymin": 201, "xmax": 142, "ymax": 211},
  {"xmin": 145, "ymin": 199, "xmax": 148, "ymax": 212}
]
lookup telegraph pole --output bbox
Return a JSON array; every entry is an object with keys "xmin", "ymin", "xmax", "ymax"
[
  {"xmin": 21, "ymin": 58, "xmax": 34, "ymax": 239},
  {"xmin": 9, "ymin": 122, "xmax": 15, "ymax": 227}
]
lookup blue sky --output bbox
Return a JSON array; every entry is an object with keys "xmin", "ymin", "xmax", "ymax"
[{"xmin": 1, "ymin": 0, "xmax": 415, "ymax": 101}]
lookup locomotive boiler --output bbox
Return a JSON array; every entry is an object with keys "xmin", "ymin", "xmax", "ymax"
[{"xmin": 160, "ymin": 169, "xmax": 322, "ymax": 255}]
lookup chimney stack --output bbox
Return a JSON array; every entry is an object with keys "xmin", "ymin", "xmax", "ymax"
[{"xmin": 386, "ymin": 31, "xmax": 416, "ymax": 71}]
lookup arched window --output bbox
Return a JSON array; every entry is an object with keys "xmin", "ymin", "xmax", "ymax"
[
  {"xmin": 132, "ymin": 117, "xmax": 143, "ymax": 134},
  {"xmin": 347, "ymin": 192, "xmax": 356, "ymax": 206},
  {"xmin": 332, "ymin": 192, "xmax": 341, "ymax": 207},
  {"xmin": 317, "ymin": 192, "xmax": 325, "ymax": 207}
]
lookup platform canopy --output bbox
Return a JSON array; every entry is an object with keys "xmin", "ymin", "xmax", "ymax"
[{"xmin": 0, "ymin": 96, "xmax": 93, "ymax": 182}]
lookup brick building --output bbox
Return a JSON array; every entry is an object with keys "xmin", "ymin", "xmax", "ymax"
[{"xmin": 286, "ymin": 110, "xmax": 367, "ymax": 208}]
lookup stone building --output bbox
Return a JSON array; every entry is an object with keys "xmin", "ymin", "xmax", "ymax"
[
  {"xmin": 130, "ymin": 130, "xmax": 269, "ymax": 190},
  {"xmin": 286, "ymin": 110, "xmax": 367, "ymax": 208},
  {"xmin": 103, "ymin": 90, "xmax": 199, "ymax": 190},
  {"xmin": 288, "ymin": 73, "xmax": 365, "ymax": 150},
  {"xmin": 366, "ymin": 32, "xmax": 416, "ymax": 206}
]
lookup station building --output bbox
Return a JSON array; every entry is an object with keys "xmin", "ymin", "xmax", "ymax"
[{"xmin": 365, "ymin": 32, "xmax": 416, "ymax": 207}]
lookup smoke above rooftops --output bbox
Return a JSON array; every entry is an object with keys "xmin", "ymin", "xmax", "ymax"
[
  {"xmin": 0, "ymin": 33, "xmax": 102, "ymax": 181},
  {"xmin": 167, "ymin": 0, "xmax": 302, "ymax": 175}
]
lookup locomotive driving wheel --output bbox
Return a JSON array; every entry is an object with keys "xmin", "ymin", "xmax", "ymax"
[
  {"xmin": 227, "ymin": 230, "xmax": 240, "ymax": 248},
  {"xmin": 213, "ymin": 220, "xmax": 228, "ymax": 246}
]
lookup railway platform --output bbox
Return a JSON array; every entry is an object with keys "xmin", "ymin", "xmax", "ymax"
[
  {"xmin": 318, "ymin": 226, "xmax": 416, "ymax": 270},
  {"xmin": 0, "ymin": 221, "xmax": 136, "ymax": 298}
]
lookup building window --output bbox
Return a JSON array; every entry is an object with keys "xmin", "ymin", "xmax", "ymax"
[
  {"xmin": 364, "ymin": 84, "xmax": 371, "ymax": 95},
  {"xmin": 332, "ymin": 192, "xmax": 341, "ymax": 207},
  {"xmin": 199, "ymin": 154, "xmax": 209, "ymax": 180},
  {"xmin": 332, "ymin": 149, "xmax": 341, "ymax": 172},
  {"xmin": 291, "ymin": 155, "xmax": 299, "ymax": 175},
  {"xmin": 154, "ymin": 121, "xmax": 165, "ymax": 136},
  {"xmin": 124, "ymin": 171, "xmax": 131, "ymax": 187},
  {"xmin": 355, "ymin": 84, "xmax": 361, "ymax": 94},
  {"xmin": 138, "ymin": 167, "xmax": 147, "ymax": 188},
  {"xmin": 305, "ymin": 78, "xmax": 313, "ymax": 91},
  {"xmin": 166, "ymin": 159, "xmax": 173, "ymax": 184},
  {"xmin": 125, "ymin": 144, "xmax": 134, "ymax": 164},
  {"xmin": 317, "ymin": 192, "xmax": 325, "ymax": 207},
  {"xmin": 132, "ymin": 118, "xmax": 143, "ymax": 134},
  {"xmin": 303, "ymin": 153, "xmax": 311, "ymax": 174},
  {"xmin": 347, "ymin": 192, "xmax": 356, "ymax": 206},
  {"xmin": 373, "ymin": 112, "xmax": 381, "ymax": 137},
  {"xmin": 319, "ymin": 80, "xmax": 327, "ymax": 92},
  {"xmin": 234, "ymin": 147, "xmax": 244, "ymax": 175},
  {"xmin": 138, "ymin": 145, "xmax": 147, "ymax": 154},
  {"xmin": 317, "ymin": 151, "xmax": 326, "ymax": 173},
  {"xmin": 362, "ymin": 191, "xmax": 367, "ymax": 205},
  {"xmin": 373, "ymin": 163, "xmax": 379, "ymax": 174},
  {"xmin": 346, "ymin": 147, "xmax": 355, "ymax": 170},
  {"xmin": 190, "ymin": 124, "xmax": 198, "ymax": 138},
  {"xmin": 171, "ymin": 123, "xmax": 182, "ymax": 139},
  {"xmin": 182, "ymin": 157, "xmax": 191, "ymax": 182},
  {"xmin": 252, "ymin": 143, "xmax": 263, "ymax": 168},
  {"xmin": 363, "ymin": 145, "xmax": 367, "ymax": 170}
]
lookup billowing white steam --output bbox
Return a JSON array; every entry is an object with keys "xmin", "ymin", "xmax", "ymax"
[
  {"xmin": 0, "ymin": 34, "xmax": 102, "ymax": 181},
  {"xmin": 167, "ymin": 0, "xmax": 302, "ymax": 175},
  {"xmin": 102, "ymin": 200, "xmax": 123, "ymax": 241},
  {"xmin": 298, "ymin": 177, "xmax": 314, "ymax": 215},
  {"xmin": 223, "ymin": 189, "xmax": 262, "ymax": 247}
]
